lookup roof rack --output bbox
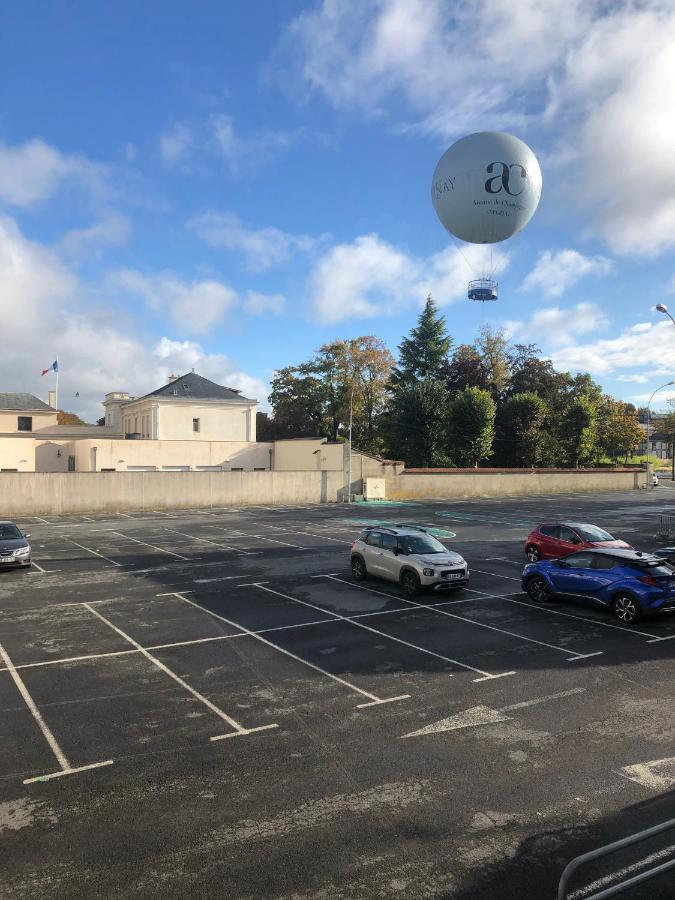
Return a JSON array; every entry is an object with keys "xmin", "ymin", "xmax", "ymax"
[{"xmin": 394, "ymin": 523, "xmax": 427, "ymax": 532}]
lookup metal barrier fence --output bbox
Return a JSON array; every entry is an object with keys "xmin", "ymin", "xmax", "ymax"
[
  {"xmin": 657, "ymin": 515, "xmax": 675, "ymax": 539},
  {"xmin": 557, "ymin": 816, "xmax": 675, "ymax": 899}
]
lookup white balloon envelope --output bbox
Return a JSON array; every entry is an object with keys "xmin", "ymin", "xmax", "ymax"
[{"xmin": 431, "ymin": 131, "xmax": 542, "ymax": 245}]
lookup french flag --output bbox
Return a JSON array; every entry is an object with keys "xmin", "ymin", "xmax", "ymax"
[{"xmin": 41, "ymin": 359, "xmax": 59, "ymax": 376}]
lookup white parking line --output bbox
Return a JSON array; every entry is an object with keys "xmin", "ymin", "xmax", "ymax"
[
  {"xmin": 107, "ymin": 531, "xmax": 190, "ymax": 561},
  {"xmin": 163, "ymin": 528, "xmax": 258, "ymax": 556},
  {"xmin": 248, "ymin": 582, "xmax": 510, "ymax": 682},
  {"xmin": 324, "ymin": 576, "xmax": 599, "ymax": 664},
  {"xmin": 83, "ymin": 603, "xmax": 277, "ymax": 741},
  {"xmin": 169, "ymin": 591, "xmax": 409, "ymax": 709},
  {"xmin": 501, "ymin": 594, "xmax": 660, "ymax": 642},
  {"xmin": 63, "ymin": 537, "xmax": 125, "ymax": 568},
  {"xmin": 0, "ymin": 642, "xmax": 114, "ymax": 785}
]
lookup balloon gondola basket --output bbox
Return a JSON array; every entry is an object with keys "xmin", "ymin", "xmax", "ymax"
[{"xmin": 468, "ymin": 279, "xmax": 498, "ymax": 302}]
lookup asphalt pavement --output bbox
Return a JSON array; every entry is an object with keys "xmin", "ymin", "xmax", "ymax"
[{"xmin": 1, "ymin": 485, "xmax": 675, "ymax": 899}]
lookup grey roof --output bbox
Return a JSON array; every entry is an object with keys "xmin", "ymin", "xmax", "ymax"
[
  {"xmin": 130, "ymin": 372, "xmax": 254, "ymax": 404},
  {"xmin": 0, "ymin": 393, "xmax": 54, "ymax": 412}
]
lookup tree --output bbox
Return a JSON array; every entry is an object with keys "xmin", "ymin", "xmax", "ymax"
[
  {"xmin": 57, "ymin": 410, "xmax": 87, "ymax": 426},
  {"xmin": 559, "ymin": 397, "xmax": 597, "ymax": 468},
  {"xmin": 447, "ymin": 387, "xmax": 496, "ymax": 467},
  {"xmin": 268, "ymin": 366, "xmax": 326, "ymax": 438},
  {"xmin": 507, "ymin": 353, "xmax": 570, "ymax": 406},
  {"xmin": 596, "ymin": 398, "xmax": 643, "ymax": 463},
  {"xmin": 495, "ymin": 392, "xmax": 549, "ymax": 467},
  {"xmin": 474, "ymin": 324, "xmax": 511, "ymax": 400},
  {"xmin": 383, "ymin": 379, "xmax": 451, "ymax": 467},
  {"xmin": 349, "ymin": 336, "xmax": 395, "ymax": 454},
  {"xmin": 443, "ymin": 344, "xmax": 489, "ymax": 394},
  {"xmin": 255, "ymin": 411, "xmax": 278, "ymax": 441},
  {"xmin": 391, "ymin": 295, "xmax": 452, "ymax": 384}
]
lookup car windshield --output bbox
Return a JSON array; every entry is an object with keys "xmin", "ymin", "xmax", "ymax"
[
  {"xmin": 0, "ymin": 525, "xmax": 22, "ymax": 540},
  {"xmin": 400, "ymin": 534, "xmax": 446, "ymax": 554},
  {"xmin": 571, "ymin": 524, "xmax": 614, "ymax": 542}
]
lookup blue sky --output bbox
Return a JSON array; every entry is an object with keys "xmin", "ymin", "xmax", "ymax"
[{"xmin": 2, "ymin": 0, "xmax": 675, "ymax": 422}]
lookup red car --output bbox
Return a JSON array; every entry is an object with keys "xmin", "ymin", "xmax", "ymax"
[{"xmin": 524, "ymin": 522, "xmax": 632, "ymax": 562}]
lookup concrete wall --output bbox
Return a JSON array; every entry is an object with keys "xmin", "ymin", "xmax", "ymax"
[
  {"xmin": 68, "ymin": 439, "xmax": 273, "ymax": 472},
  {"xmin": 0, "ymin": 470, "xmax": 345, "ymax": 515},
  {"xmin": 121, "ymin": 400, "xmax": 255, "ymax": 442},
  {"xmin": 273, "ymin": 439, "xmax": 344, "ymax": 472},
  {"xmin": 0, "ymin": 436, "xmax": 36, "ymax": 471},
  {"xmin": 386, "ymin": 469, "xmax": 642, "ymax": 500},
  {"xmin": 0, "ymin": 410, "xmax": 57, "ymax": 432}
]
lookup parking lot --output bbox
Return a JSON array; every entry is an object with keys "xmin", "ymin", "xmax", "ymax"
[{"xmin": 2, "ymin": 488, "xmax": 675, "ymax": 899}]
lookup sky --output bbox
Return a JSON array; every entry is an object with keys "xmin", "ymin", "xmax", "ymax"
[{"xmin": 2, "ymin": 0, "xmax": 675, "ymax": 423}]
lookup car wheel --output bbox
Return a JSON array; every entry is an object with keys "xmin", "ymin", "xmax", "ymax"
[
  {"xmin": 401, "ymin": 570, "xmax": 421, "ymax": 597},
  {"xmin": 351, "ymin": 556, "xmax": 367, "ymax": 581},
  {"xmin": 526, "ymin": 576, "xmax": 550, "ymax": 602},
  {"xmin": 526, "ymin": 545, "xmax": 540, "ymax": 562},
  {"xmin": 612, "ymin": 593, "xmax": 642, "ymax": 624}
]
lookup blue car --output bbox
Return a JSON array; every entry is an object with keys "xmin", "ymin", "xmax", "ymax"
[{"xmin": 521, "ymin": 548, "xmax": 675, "ymax": 624}]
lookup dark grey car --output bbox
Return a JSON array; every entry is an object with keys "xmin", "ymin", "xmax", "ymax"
[{"xmin": 0, "ymin": 521, "xmax": 31, "ymax": 568}]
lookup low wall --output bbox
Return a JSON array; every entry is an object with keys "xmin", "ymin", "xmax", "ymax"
[
  {"xmin": 386, "ymin": 469, "xmax": 642, "ymax": 500},
  {"xmin": 0, "ymin": 467, "xmax": 642, "ymax": 515},
  {"xmin": 0, "ymin": 470, "xmax": 345, "ymax": 515}
]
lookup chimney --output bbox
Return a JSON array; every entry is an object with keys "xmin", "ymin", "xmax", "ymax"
[{"xmin": 48, "ymin": 389, "xmax": 56, "ymax": 409}]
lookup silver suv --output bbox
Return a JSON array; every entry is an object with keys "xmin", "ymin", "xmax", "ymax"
[{"xmin": 350, "ymin": 525, "xmax": 469, "ymax": 596}]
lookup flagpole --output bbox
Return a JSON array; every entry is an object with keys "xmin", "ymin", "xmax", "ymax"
[{"xmin": 55, "ymin": 356, "xmax": 59, "ymax": 413}]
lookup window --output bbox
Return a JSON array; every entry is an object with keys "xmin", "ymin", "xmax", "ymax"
[
  {"xmin": 381, "ymin": 533, "xmax": 397, "ymax": 552},
  {"xmin": 17, "ymin": 416, "xmax": 32, "ymax": 432},
  {"xmin": 563, "ymin": 552, "xmax": 595, "ymax": 568},
  {"xmin": 571, "ymin": 524, "xmax": 614, "ymax": 542},
  {"xmin": 230, "ymin": 467, "xmax": 244, "ymax": 471},
  {"xmin": 68, "ymin": 456, "xmax": 76, "ymax": 471},
  {"xmin": 592, "ymin": 555, "xmax": 617, "ymax": 570},
  {"xmin": 559, "ymin": 526, "xmax": 580, "ymax": 543},
  {"xmin": 399, "ymin": 534, "xmax": 446, "ymax": 555},
  {"xmin": 192, "ymin": 418, "xmax": 200, "ymax": 433},
  {"xmin": 100, "ymin": 468, "xmax": 116, "ymax": 472},
  {"xmin": 365, "ymin": 531, "xmax": 383, "ymax": 547},
  {"xmin": 539, "ymin": 525, "xmax": 560, "ymax": 538},
  {"xmin": 253, "ymin": 467, "xmax": 266, "ymax": 471}
]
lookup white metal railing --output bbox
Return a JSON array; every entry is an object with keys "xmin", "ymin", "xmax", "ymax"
[{"xmin": 557, "ymin": 816, "xmax": 675, "ymax": 899}]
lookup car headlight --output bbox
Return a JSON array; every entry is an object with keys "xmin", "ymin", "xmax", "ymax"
[
  {"xmin": 14, "ymin": 546, "xmax": 30, "ymax": 556},
  {"xmin": 423, "ymin": 568, "xmax": 435, "ymax": 576}
]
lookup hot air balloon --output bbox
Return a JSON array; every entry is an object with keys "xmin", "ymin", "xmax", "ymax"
[{"xmin": 431, "ymin": 131, "xmax": 542, "ymax": 303}]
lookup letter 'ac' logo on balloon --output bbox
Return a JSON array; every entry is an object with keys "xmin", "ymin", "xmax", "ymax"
[{"xmin": 484, "ymin": 162, "xmax": 528, "ymax": 196}]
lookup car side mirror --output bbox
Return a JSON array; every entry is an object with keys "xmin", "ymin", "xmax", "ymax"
[
  {"xmin": 23, "ymin": 532, "xmax": 31, "ymax": 539},
  {"xmin": 571, "ymin": 537, "xmax": 581, "ymax": 544},
  {"xmin": 557, "ymin": 559, "xmax": 567, "ymax": 567}
]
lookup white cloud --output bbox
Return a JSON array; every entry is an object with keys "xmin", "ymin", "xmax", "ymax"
[
  {"xmin": 551, "ymin": 320, "xmax": 675, "ymax": 377},
  {"xmin": 522, "ymin": 249, "xmax": 613, "ymax": 298},
  {"xmin": 188, "ymin": 210, "xmax": 322, "ymax": 271},
  {"xmin": 307, "ymin": 233, "xmax": 508, "ymax": 323},
  {"xmin": 111, "ymin": 269, "xmax": 238, "ymax": 334},
  {"xmin": 273, "ymin": 1, "xmax": 675, "ymax": 257},
  {"xmin": 59, "ymin": 214, "xmax": 131, "ymax": 258},
  {"xmin": 211, "ymin": 114, "xmax": 297, "ymax": 172},
  {"xmin": 0, "ymin": 138, "xmax": 104, "ymax": 208},
  {"xmin": 159, "ymin": 124, "xmax": 193, "ymax": 165},
  {"xmin": 0, "ymin": 216, "xmax": 268, "ymax": 420},
  {"xmin": 505, "ymin": 302, "xmax": 608, "ymax": 347},
  {"xmin": 243, "ymin": 291, "xmax": 285, "ymax": 316},
  {"xmin": 616, "ymin": 374, "xmax": 650, "ymax": 384}
]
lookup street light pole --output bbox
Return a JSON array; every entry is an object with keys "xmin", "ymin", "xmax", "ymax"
[
  {"xmin": 646, "ymin": 380, "xmax": 675, "ymax": 488},
  {"xmin": 347, "ymin": 386, "xmax": 353, "ymax": 504},
  {"xmin": 655, "ymin": 305, "xmax": 675, "ymax": 480}
]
